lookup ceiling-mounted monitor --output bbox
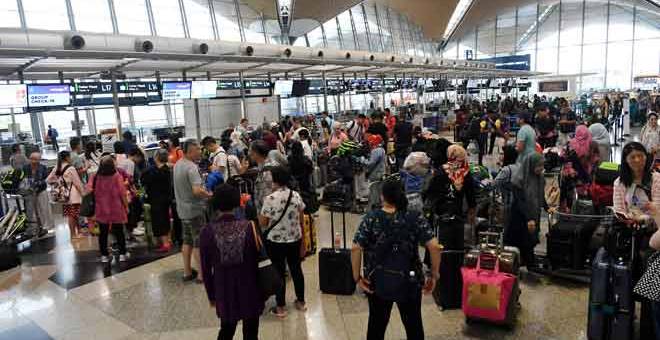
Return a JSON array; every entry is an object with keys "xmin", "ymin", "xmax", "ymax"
[
  {"xmin": 0, "ymin": 84, "xmax": 27, "ymax": 108},
  {"xmin": 191, "ymin": 81, "xmax": 217, "ymax": 99},
  {"xmin": 274, "ymin": 80, "xmax": 293, "ymax": 96},
  {"xmin": 27, "ymin": 84, "xmax": 71, "ymax": 108},
  {"xmin": 162, "ymin": 81, "xmax": 192, "ymax": 101},
  {"xmin": 291, "ymin": 80, "xmax": 310, "ymax": 97}
]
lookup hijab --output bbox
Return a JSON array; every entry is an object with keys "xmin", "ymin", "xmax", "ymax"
[
  {"xmin": 570, "ymin": 125, "xmax": 592, "ymax": 158},
  {"xmin": 589, "ymin": 123, "xmax": 609, "ymax": 147},
  {"xmin": 512, "ymin": 152, "xmax": 545, "ymax": 215},
  {"xmin": 443, "ymin": 145, "xmax": 470, "ymax": 191}
]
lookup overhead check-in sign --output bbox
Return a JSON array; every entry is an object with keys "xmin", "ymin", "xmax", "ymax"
[{"xmin": 27, "ymin": 84, "xmax": 71, "ymax": 108}]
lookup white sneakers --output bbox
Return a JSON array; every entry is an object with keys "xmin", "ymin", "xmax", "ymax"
[
  {"xmin": 100, "ymin": 256, "xmax": 110, "ymax": 263},
  {"xmin": 132, "ymin": 226, "xmax": 145, "ymax": 236},
  {"xmin": 101, "ymin": 252, "xmax": 130, "ymax": 264},
  {"xmin": 119, "ymin": 253, "xmax": 130, "ymax": 262}
]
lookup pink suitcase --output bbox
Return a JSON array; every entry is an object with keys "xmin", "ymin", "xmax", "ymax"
[{"xmin": 461, "ymin": 256, "xmax": 519, "ymax": 326}]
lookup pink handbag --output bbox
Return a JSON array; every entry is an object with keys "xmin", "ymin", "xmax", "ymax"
[{"xmin": 461, "ymin": 255, "xmax": 517, "ymax": 323}]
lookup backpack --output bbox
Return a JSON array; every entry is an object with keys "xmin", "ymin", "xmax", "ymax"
[
  {"xmin": 1, "ymin": 169, "xmax": 25, "ymax": 194},
  {"xmin": 49, "ymin": 165, "xmax": 72, "ymax": 204},
  {"xmin": 336, "ymin": 140, "xmax": 361, "ymax": 157},
  {"xmin": 371, "ymin": 211, "xmax": 421, "ymax": 302}
]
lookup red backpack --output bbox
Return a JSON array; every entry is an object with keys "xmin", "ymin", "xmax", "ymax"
[{"xmin": 590, "ymin": 182, "xmax": 614, "ymax": 208}]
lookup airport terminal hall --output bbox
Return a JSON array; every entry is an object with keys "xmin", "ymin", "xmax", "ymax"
[{"xmin": 2, "ymin": 0, "xmax": 660, "ymax": 339}]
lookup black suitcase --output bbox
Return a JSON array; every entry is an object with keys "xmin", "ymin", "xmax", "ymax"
[
  {"xmin": 0, "ymin": 242, "xmax": 19, "ymax": 271},
  {"xmin": 547, "ymin": 217, "xmax": 598, "ymax": 270},
  {"xmin": 318, "ymin": 210, "xmax": 355, "ymax": 295},
  {"xmin": 588, "ymin": 248, "xmax": 610, "ymax": 340},
  {"xmin": 432, "ymin": 216, "xmax": 464, "ymax": 310}
]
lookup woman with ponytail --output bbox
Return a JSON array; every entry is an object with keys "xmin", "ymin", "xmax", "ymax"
[
  {"xmin": 47, "ymin": 151, "xmax": 84, "ymax": 240},
  {"xmin": 352, "ymin": 179, "xmax": 440, "ymax": 340}
]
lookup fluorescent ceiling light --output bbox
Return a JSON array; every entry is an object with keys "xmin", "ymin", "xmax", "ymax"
[{"xmin": 443, "ymin": 0, "xmax": 475, "ymax": 40}]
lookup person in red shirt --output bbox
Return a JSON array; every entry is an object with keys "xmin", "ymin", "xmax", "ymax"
[{"xmin": 384, "ymin": 108, "xmax": 397, "ymax": 137}]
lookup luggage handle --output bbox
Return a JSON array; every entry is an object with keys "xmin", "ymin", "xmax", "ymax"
[
  {"xmin": 476, "ymin": 254, "xmax": 501, "ymax": 274},
  {"xmin": 329, "ymin": 210, "xmax": 347, "ymax": 249}
]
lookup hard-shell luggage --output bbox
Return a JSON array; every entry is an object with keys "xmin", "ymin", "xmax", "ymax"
[
  {"xmin": 318, "ymin": 209, "xmax": 355, "ymax": 295},
  {"xmin": 547, "ymin": 216, "xmax": 599, "ymax": 270},
  {"xmin": 0, "ymin": 242, "xmax": 19, "ymax": 271},
  {"xmin": 321, "ymin": 182, "xmax": 352, "ymax": 211},
  {"xmin": 594, "ymin": 162, "xmax": 620, "ymax": 185},
  {"xmin": 432, "ymin": 216, "xmax": 464, "ymax": 310},
  {"xmin": 462, "ymin": 256, "xmax": 519, "ymax": 326}
]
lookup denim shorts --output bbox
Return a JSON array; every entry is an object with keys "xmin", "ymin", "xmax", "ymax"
[{"xmin": 182, "ymin": 215, "xmax": 205, "ymax": 247}]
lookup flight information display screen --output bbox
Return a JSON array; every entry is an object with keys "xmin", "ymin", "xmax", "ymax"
[
  {"xmin": 162, "ymin": 82, "xmax": 192, "ymax": 101},
  {"xmin": 27, "ymin": 84, "xmax": 71, "ymax": 107}
]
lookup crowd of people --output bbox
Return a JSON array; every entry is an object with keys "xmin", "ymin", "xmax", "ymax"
[{"xmin": 3, "ymin": 90, "xmax": 657, "ymax": 339}]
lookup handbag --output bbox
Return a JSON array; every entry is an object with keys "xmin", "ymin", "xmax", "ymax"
[
  {"xmin": 633, "ymin": 251, "xmax": 660, "ymax": 302},
  {"xmin": 251, "ymin": 222, "xmax": 283, "ymax": 299},
  {"xmin": 79, "ymin": 174, "xmax": 98, "ymax": 217}
]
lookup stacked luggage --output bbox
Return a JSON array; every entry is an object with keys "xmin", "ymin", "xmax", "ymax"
[
  {"xmin": 590, "ymin": 162, "xmax": 619, "ymax": 214},
  {"xmin": 462, "ymin": 231, "xmax": 521, "ymax": 327},
  {"xmin": 546, "ymin": 212, "xmax": 613, "ymax": 271}
]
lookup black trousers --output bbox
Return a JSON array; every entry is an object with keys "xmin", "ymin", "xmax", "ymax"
[
  {"xmin": 477, "ymin": 134, "xmax": 487, "ymax": 165},
  {"xmin": 171, "ymin": 201, "xmax": 183, "ymax": 245},
  {"xmin": 218, "ymin": 317, "xmax": 259, "ymax": 340},
  {"xmin": 488, "ymin": 132, "xmax": 497, "ymax": 154},
  {"xmin": 367, "ymin": 293, "xmax": 424, "ymax": 340},
  {"xmin": 99, "ymin": 223, "xmax": 126, "ymax": 256},
  {"xmin": 267, "ymin": 240, "xmax": 305, "ymax": 307}
]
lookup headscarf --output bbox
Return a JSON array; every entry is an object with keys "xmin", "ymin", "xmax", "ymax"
[
  {"xmin": 589, "ymin": 123, "xmax": 609, "ymax": 147},
  {"xmin": 570, "ymin": 125, "xmax": 592, "ymax": 158},
  {"xmin": 516, "ymin": 124, "xmax": 537, "ymax": 162},
  {"xmin": 443, "ymin": 145, "xmax": 470, "ymax": 191},
  {"xmin": 512, "ymin": 152, "xmax": 545, "ymax": 216},
  {"xmin": 265, "ymin": 149, "xmax": 287, "ymax": 167},
  {"xmin": 367, "ymin": 134, "xmax": 383, "ymax": 149}
]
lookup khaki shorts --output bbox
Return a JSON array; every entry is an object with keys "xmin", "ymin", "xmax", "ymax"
[{"xmin": 182, "ymin": 216, "xmax": 205, "ymax": 247}]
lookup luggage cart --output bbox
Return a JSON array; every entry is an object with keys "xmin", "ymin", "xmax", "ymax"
[{"xmin": 533, "ymin": 210, "xmax": 615, "ymax": 283}]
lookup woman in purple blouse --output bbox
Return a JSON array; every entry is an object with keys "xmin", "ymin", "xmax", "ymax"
[{"xmin": 200, "ymin": 184, "xmax": 264, "ymax": 340}]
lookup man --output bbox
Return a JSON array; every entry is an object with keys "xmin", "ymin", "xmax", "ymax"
[
  {"xmin": 557, "ymin": 105, "xmax": 577, "ymax": 147},
  {"xmin": 249, "ymin": 140, "xmax": 273, "ymax": 214},
  {"xmin": 236, "ymin": 118, "xmax": 249, "ymax": 135},
  {"xmin": 393, "ymin": 115, "xmax": 413, "ymax": 169},
  {"xmin": 202, "ymin": 136, "xmax": 240, "ymax": 180},
  {"xmin": 534, "ymin": 104, "xmax": 557, "ymax": 149},
  {"xmin": 384, "ymin": 108, "xmax": 396, "ymax": 137},
  {"xmin": 321, "ymin": 111, "xmax": 334, "ymax": 130},
  {"xmin": 47, "ymin": 125, "xmax": 59, "ymax": 152},
  {"xmin": 174, "ymin": 139, "xmax": 212, "ymax": 282},
  {"xmin": 121, "ymin": 131, "xmax": 136, "ymax": 154},
  {"xmin": 23, "ymin": 152, "xmax": 52, "ymax": 235},
  {"xmin": 346, "ymin": 114, "xmax": 368, "ymax": 143},
  {"xmin": 69, "ymin": 137, "xmax": 86, "ymax": 175},
  {"xmin": 287, "ymin": 117, "xmax": 305, "ymax": 142},
  {"xmin": 367, "ymin": 113, "xmax": 389, "ymax": 149}
]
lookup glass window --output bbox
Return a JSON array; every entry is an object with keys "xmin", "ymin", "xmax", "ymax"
[
  {"xmin": 263, "ymin": 19, "xmax": 282, "ymax": 44},
  {"xmin": 337, "ymin": 10, "xmax": 356, "ymax": 50},
  {"xmin": 536, "ymin": 47, "xmax": 558, "ymax": 74},
  {"xmin": 633, "ymin": 39, "xmax": 660, "ymax": 79},
  {"xmin": 581, "ymin": 43, "xmax": 606, "ymax": 90},
  {"xmin": 114, "ymin": 0, "xmax": 151, "ymax": 35},
  {"xmin": 239, "ymin": 4, "xmax": 265, "ymax": 44},
  {"xmin": 496, "ymin": 13, "xmax": 516, "ymax": 55},
  {"xmin": 388, "ymin": 10, "xmax": 403, "ymax": 54},
  {"xmin": 23, "ymin": 0, "xmax": 69, "ymax": 30},
  {"xmin": 363, "ymin": 3, "xmax": 382, "ymax": 52},
  {"xmin": 293, "ymin": 36, "xmax": 307, "ymax": 46},
  {"xmin": 558, "ymin": 45, "xmax": 581, "ymax": 75},
  {"xmin": 608, "ymin": 3, "xmax": 634, "ymax": 42},
  {"xmin": 634, "ymin": 8, "xmax": 660, "ymax": 40},
  {"xmin": 351, "ymin": 6, "xmax": 369, "ymax": 51},
  {"xmin": 151, "ymin": 0, "xmax": 185, "ymax": 38},
  {"xmin": 0, "ymin": 1, "xmax": 22, "ymax": 28},
  {"xmin": 213, "ymin": 0, "xmax": 242, "ymax": 42},
  {"xmin": 307, "ymin": 25, "xmax": 325, "ymax": 48},
  {"xmin": 606, "ymin": 41, "xmax": 633, "ymax": 90},
  {"xmin": 323, "ymin": 18, "xmax": 340, "ymax": 49},
  {"xmin": 71, "ymin": 0, "xmax": 113, "ymax": 33},
  {"xmin": 583, "ymin": 1, "xmax": 608, "ymax": 44},
  {"xmin": 459, "ymin": 30, "xmax": 476, "ymax": 60},
  {"xmin": 401, "ymin": 16, "xmax": 416, "ymax": 56},
  {"xmin": 444, "ymin": 41, "xmax": 459, "ymax": 59},
  {"xmin": 132, "ymin": 105, "xmax": 169, "ymax": 128},
  {"xmin": 537, "ymin": 4, "xmax": 559, "ymax": 49},
  {"xmin": 376, "ymin": 5, "xmax": 393, "ymax": 53},
  {"xmin": 184, "ymin": 0, "xmax": 214, "ymax": 40},
  {"xmin": 560, "ymin": 0, "xmax": 583, "ymax": 46},
  {"xmin": 42, "ymin": 110, "xmax": 76, "ymax": 140},
  {"xmin": 476, "ymin": 19, "xmax": 495, "ymax": 58},
  {"xmin": 516, "ymin": 4, "xmax": 538, "ymax": 52}
]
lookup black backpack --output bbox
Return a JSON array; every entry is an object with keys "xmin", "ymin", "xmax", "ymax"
[{"xmin": 371, "ymin": 211, "xmax": 421, "ymax": 302}]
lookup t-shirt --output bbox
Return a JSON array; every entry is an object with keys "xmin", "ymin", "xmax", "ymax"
[
  {"xmin": 535, "ymin": 115, "xmax": 556, "ymax": 135},
  {"xmin": 260, "ymin": 188, "xmax": 305, "ymax": 243},
  {"xmin": 173, "ymin": 158, "xmax": 205, "ymax": 220},
  {"xmin": 353, "ymin": 210, "xmax": 433, "ymax": 284},
  {"xmin": 394, "ymin": 121, "xmax": 413, "ymax": 146},
  {"xmin": 211, "ymin": 147, "xmax": 241, "ymax": 179},
  {"xmin": 70, "ymin": 152, "xmax": 85, "ymax": 171},
  {"xmin": 367, "ymin": 122, "xmax": 389, "ymax": 145}
]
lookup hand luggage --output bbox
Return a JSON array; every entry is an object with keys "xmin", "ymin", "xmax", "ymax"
[
  {"xmin": 318, "ymin": 210, "xmax": 355, "ymax": 295},
  {"xmin": 432, "ymin": 216, "xmax": 464, "ymax": 310},
  {"xmin": 321, "ymin": 182, "xmax": 352, "ymax": 211},
  {"xmin": 0, "ymin": 241, "xmax": 19, "ymax": 271},
  {"xmin": 590, "ymin": 183, "xmax": 614, "ymax": 210},
  {"xmin": 302, "ymin": 214, "xmax": 317, "ymax": 257},
  {"xmin": 594, "ymin": 162, "xmax": 620, "ymax": 185},
  {"xmin": 547, "ymin": 214, "xmax": 599, "ymax": 270},
  {"xmin": 462, "ymin": 257, "xmax": 519, "ymax": 326},
  {"xmin": 464, "ymin": 231, "xmax": 520, "ymax": 276}
]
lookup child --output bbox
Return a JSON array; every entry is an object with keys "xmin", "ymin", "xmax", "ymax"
[{"xmin": 400, "ymin": 151, "xmax": 431, "ymax": 214}]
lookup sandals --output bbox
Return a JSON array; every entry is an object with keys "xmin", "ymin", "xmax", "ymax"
[{"xmin": 183, "ymin": 269, "xmax": 198, "ymax": 282}]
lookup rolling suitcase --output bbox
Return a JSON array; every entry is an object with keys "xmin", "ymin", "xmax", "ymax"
[
  {"xmin": 547, "ymin": 215, "xmax": 599, "ymax": 270},
  {"xmin": 318, "ymin": 209, "xmax": 355, "ymax": 295},
  {"xmin": 432, "ymin": 216, "xmax": 464, "ymax": 310}
]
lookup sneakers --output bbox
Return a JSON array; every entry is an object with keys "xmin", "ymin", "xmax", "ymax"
[
  {"xmin": 294, "ymin": 300, "xmax": 307, "ymax": 312},
  {"xmin": 132, "ymin": 227, "xmax": 145, "ymax": 236},
  {"xmin": 183, "ymin": 269, "xmax": 198, "ymax": 282},
  {"xmin": 270, "ymin": 307, "xmax": 288, "ymax": 318},
  {"xmin": 155, "ymin": 243, "xmax": 172, "ymax": 253},
  {"xmin": 119, "ymin": 253, "xmax": 131, "ymax": 262},
  {"xmin": 100, "ymin": 256, "xmax": 110, "ymax": 263}
]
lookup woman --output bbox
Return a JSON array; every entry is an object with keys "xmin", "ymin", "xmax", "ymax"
[
  {"xmin": 327, "ymin": 122, "xmax": 348, "ymax": 154},
  {"xmin": 87, "ymin": 156, "xmax": 129, "ymax": 262},
  {"xmin": 613, "ymin": 142, "xmax": 660, "ymax": 221},
  {"xmin": 47, "ymin": 151, "xmax": 84, "ymax": 239},
  {"xmin": 200, "ymin": 184, "xmax": 263, "ymax": 340},
  {"xmin": 287, "ymin": 141, "xmax": 313, "ymax": 194},
  {"xmin": 351, "ymin": 179, "xmax": 441, "ymax": 340},
  {"xmin": 423, "ymin": 144, "xmax": 476, "ymax": 310},
  {"xmin": 141, "ymin": 149, "xmax": 173, "ymax": 252},
  {"xmin": 589, "ymin": 122, "xmax": 611, "ymax": 162},
  {"xmin": 507, "ymin": 153, "xmax": 545, "ymax": 268},
  {"xmin": 84, "ymin": 141, "xmax": 101, "ymax": 175},
  {"xmin": 561, "ymin": 125, "xmax": 600, "ymax": 210},
  {"xmin": 229, "ymin": 130, "xmax": 247, "ymax": 156},
  {"xmin": 258, "ymin": 166, "xmax": 306, "ymax": 318},
  {"xmin": 366, "ymin": 134, "xmax": 386, "ymax": 211},
  {"xmin": 494, "ymin": 145, "xmax": 519, "ymax": 228},
  {"xmin": 8, "ymin": 144, "xmax": 27, "ymax": 170},
  {"xmin": 640, "ymin": 112, "xmax": 660, "ymax": 163}
]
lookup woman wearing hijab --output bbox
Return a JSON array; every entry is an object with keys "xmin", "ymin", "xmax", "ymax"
[
  {"xmin": 507, "ymin": 152, "xmax": 545, "ymax": 268},
  {"xmin": 561, "ymin": 125, "xmax": 600, "ymax": 210},
  {"xmin": 589, "ymin": 122, "xmax": 611, "ymax": 162},
  {"xmin": 366, "ymin": 134, "xmax": 386, "ymax": 211},
  {"xmin": 640, "ymin": 112, "xmax": 660, "ymax": 164},
  {"xmin": 423, "ymin": 144, "xmax": 476, "ymax": 310}
]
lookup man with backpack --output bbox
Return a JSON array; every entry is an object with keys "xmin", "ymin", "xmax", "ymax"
[
  {"xmin": 47, "ymin": 125, "xmax": 59, "ymax": 152},
  {"xmin": 351, "ymin": 179, "xmax": 441, "ymax": 340}
]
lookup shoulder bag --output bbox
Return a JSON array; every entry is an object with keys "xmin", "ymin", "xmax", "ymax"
[
  {"xmin": 80, "ymin": 174, "xmax": 98, "ymax": 217},
  {"xmin": 634, "ymin": 251, "xmax": 660, "ymax": 301},
  {"xmin": 251, "ymin": 221, "xmax": 283, "ymax": 299},
  {"xmin": 262, "ymin": 189, "xmax": 294, "ymax": 240}
]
